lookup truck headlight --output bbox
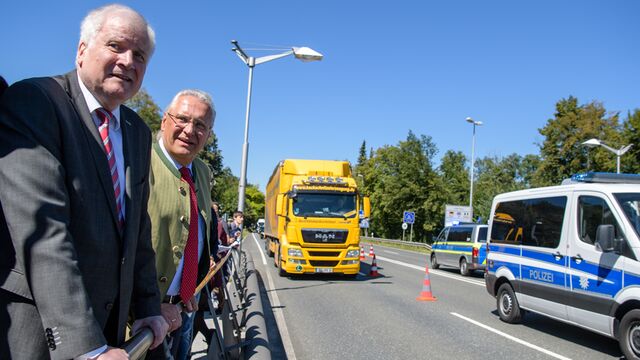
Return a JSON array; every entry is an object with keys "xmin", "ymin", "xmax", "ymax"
[
  {"xmin": 346, "ymin": 249, "xmax": 360, "ymax": 258},
  {"xmin": 288, "ymin": 248, "xmax": 303, "ymax": 257}
]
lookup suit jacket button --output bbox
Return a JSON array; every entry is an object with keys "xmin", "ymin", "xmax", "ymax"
[
  {"xmin": 105, "ymin": 302, "xmax": 114, "ymax": 311},
  {"xmin": 159, "ymin": 276, "xmax": 168, "ymax": 283},
  {"xmin": 49, "ymin": 343, "xmax": 56, "ymax": 350},
  {"xmin": 45, "ymin": 328, "xmax": 53, "ymax": 334},
  {"xmin": 180, "ymin": 215, "xmax": 187, "ymax": 223},
  {"xmin": 179, "ymin": 187, "xmax": 186, "ymax": 195},
  {"xmin": 172, "ymin": 245, "xmax": 180, "ymax": 252},
  {"xmin": 176, "ymin": 251, "xmax": 182, "ymax": 259}
]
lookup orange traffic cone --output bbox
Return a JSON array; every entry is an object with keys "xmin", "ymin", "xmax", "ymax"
[
  {"xmin": 359, "ymin": 246, "xmax": 366, "ymax": 261},
  {"xmin": 416, "ymin": 264, "xmax": 437, "ymax": 301},
  {"xmin": 369, "ymin": 254, "xmax": 379, "ymax": 277},
  {"xmin": 369, "ymin": 244, "xmax": 375, "ymax": 257}
]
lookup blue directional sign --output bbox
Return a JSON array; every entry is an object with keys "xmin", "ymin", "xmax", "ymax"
[{"xmin": 403, "ymin": 211, "xmax": 415, "ymax": 224}]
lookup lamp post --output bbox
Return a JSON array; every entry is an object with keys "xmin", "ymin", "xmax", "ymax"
[
  {"xmin": 231, "ymin": 40, "xmax": 323, "ymax": 212},
  {"xmin": 582, "ymin": 138, "xmax": 633, "ymax": 174},
  {"xmin": 466, "ymin": 117, "xmax": 483, "ymax": 211}
]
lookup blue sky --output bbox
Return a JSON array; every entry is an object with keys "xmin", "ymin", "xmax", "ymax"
[{"xmin": 2, "ymin": 1, "xmax": 638, "ymax": 192}]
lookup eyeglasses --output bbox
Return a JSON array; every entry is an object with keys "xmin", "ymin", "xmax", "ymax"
[{"xmin": 166, "ymin": 112, "xmax": 211, "ymax": 136}]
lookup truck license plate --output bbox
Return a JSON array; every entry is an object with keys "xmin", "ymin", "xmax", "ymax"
[{"xmin": 315, "ymin": 267, "xmax": 333, "ymax": 273}]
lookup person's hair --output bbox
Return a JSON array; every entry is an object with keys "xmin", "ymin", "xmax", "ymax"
[
  {"xmin": 80, "ymin": 4, "xmax": 156, "ymax": 57},
  {"xmin": 233, "ymin": 211, "xmax": 244, "ymax": 218},
  {"xmin": 165, "ymin": 89, "xmax": 216, "ymax": 124},
  {"xmin": 0, "ymin": 76, "xmax": 8, "ymax": 98}
]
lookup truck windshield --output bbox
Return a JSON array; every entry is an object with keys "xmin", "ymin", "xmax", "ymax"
[
  {"xmin": 614, "ymin": 193, "xmax": 640, "ymax": 238},
  {"xmin": 292, "ymin": 193, "xmax": 357, "ymax": 218}
]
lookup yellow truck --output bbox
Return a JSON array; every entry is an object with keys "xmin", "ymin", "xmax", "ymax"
[{"xmin": 264, "ymin": 159, "xmax": 370, "ymax": 277}]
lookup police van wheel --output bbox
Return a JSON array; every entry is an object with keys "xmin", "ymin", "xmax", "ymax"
[
  {"xmin": 459, "ymin": 258, "xmax": 470, "ymax": 276},
  {"xmin": 430, "ymin": 254, "xmax": 440, "ymax": 269},
  {"xmin": 497, "ymin": 283, "xmax": 522, "ymax": 323},
  {"xmin": 619, "ymin": 309, "xmax": 640, "ymax": 360}
]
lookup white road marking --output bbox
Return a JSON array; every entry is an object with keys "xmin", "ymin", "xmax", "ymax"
[
  {"xmin": 252, "ymin": 234, "xmax": 267, "ymax": 265},
  {"xmin": 383, "ymin": 250, "xmax": 399, "ymax": 255},
  {"xmin": 450, "ymin": 312, "xmax": 572, "ymax": 360},
  {"xmin": 375, "ymin": 255, "xmax": 484, "ymax": 287},
  {"xmin": 358, "ymin": 272, "xmax": 367, "ymax": 276},
  {"xmin": 253, "ymin": 236, "xmax": 297, "ymax": 360}
]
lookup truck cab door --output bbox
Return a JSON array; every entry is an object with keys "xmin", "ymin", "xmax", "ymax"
[{"xmin": 567, "ymin": 192, "xmax": 626, "ymax": 335}]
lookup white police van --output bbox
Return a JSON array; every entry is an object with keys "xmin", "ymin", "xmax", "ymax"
[{"xmin": 485, "ymin": 173, "xmax": 640, "ymax": 359}]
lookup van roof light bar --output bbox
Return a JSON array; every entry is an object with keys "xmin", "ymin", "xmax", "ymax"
[{"xmin": 568, "ymin": 172, "xmax": 640, "ymax": 184}]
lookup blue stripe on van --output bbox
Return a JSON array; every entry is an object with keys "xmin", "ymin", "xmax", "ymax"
[{"xmin": 569, "ymin": 259, "xmax": 622, "ymax": 298}]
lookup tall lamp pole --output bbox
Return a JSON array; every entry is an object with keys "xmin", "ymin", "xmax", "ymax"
[
  {"xmin": 466, "ymin": 117, "xmax": 483, "ymax": 211},
  {"xmin": 581, "ymin": 138, "xmax": 633, "ymax": 174},
  {"xmin": 231, "ymin": 40, "xmax": 323, "ymax": 212}
]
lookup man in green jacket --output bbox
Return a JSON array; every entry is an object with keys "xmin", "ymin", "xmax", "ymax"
[{"xmin": 146, "ymin": 89, "xmax": 216, "ymax": 359}]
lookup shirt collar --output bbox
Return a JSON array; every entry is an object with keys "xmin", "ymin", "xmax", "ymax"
[
  {"xmin": 159, "ymin": 138, "xmax": 193, "ymax": 174},
  {"xmin": 77, "ymin": 71, "xmax": 121, "ymax": 130}
]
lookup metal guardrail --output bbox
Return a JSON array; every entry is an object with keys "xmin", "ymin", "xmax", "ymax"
[
  {"xmin": 123, "ymin": 244, "xmax": 272, "ymax": 360},
  {"xmin": 361, "ymin": 236, "xmax": 432, "ymax": 251}
]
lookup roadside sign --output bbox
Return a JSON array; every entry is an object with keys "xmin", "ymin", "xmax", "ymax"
[
  {"xmin": 359, "ymin": 209, "xmax": 364, "ymax": 219},
  {"xmin": 444, "ymin": 204, "xmax": 472, "ymax": 226},
  {"xmin": 360, "ymin": 219, "xmax": 370, "ymax": 228},
  {"xmin": 402, "ymin": 222, "xmax": 408, "ymax": 230},
  {"xmin": 403, "ymin": 211, "xmax": 415, "ymax": 224}
]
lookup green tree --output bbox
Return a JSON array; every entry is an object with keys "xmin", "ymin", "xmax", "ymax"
[
  {"xmin": 125, "ymin": 88, "xmax": 162, "ymax": 133},
  {"xmin": 438, "ymin": 150, "xmax": 469, "ymax": 206},
  {"xmin": 621, "ymin": 109, "xmax": 640, "ymax": 174},
  {"xmin": 367, "ymin": 131, "xmax": 442, "ymax": 241},
  {"xmin": 534, "ymin": 96, "xmax": 621, "ymax": 185}
]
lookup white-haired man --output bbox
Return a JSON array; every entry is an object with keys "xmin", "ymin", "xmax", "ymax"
[
  {"xmin": 146, "ymin": 89, "xmax": 216, "ymax": 359},
  {"xmin": 0, "ymin": 4, "xmax": 168, "ymax": 359}
]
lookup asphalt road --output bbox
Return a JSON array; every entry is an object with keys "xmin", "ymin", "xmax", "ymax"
[{"xmin": 243, "ymin": 233, "xmax": 624, "ymax": 360}]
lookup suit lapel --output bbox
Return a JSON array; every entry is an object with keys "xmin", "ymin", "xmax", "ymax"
[{"xmin": 64, "ymin": 71, "xmax": 121, "ymax": 235}]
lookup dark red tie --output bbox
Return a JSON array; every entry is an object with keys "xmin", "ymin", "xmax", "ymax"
[
  {"xmin": 95, "ymin": 108, "xmax": 124, "ymax": 230},
  {"xmin": 179, "ymin": 167, "xmax": 198, "ymax": 302}
]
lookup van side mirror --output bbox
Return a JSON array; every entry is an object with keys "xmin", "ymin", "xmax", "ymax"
[
  {"xmin": 276, "ymin": 194, "xmax": 286, "ymax": 217},
  {"xmin": 595, "ymin": 224, "xmax": 615, "ymax": 252},
  {"xmin": 363, "ymin": 196, "xmax": 371, "ymax": 218}
]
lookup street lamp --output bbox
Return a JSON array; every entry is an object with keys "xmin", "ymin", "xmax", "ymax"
[
  {"xmin": 582, "ymin": 138, "xmax": 633, "ymax": 174},
  {"xmin": 466, "ymin": 117, "xmax": 483, "ymax": 210},
  {"xmin": 231, "ymin": 40, "xmax": 323, "ymax": 212}
]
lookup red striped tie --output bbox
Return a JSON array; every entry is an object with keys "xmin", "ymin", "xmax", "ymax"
[
  {"xmin": 179, "ymin": 167, "xmax": 198, "ymax": 302},
  {"xmin": 96, "ymin": 108, "xmax": 124, "ymax": 230}
]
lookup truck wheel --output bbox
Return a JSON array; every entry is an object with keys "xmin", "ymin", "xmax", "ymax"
[
  {"xmin": 277, "ymin": 245, "xmax": 287, "ymax": 277},
  {"xmin": 265, "ymin": 238, "xmax": 274, "ymax": 257},
  {"xmin": 430, "ymin": 253, "xmax": 440, "ymax": 269},
  {"xmin": 619, "ymin": 309, "xmax": 640, "ymax": 360},
  {"xmin": 497, "ymin": 283, "xmax": 522, "ymax": 323},
  {"xmin": 459, "ymin": 258, "xmax": 470, "ymax": 276}
]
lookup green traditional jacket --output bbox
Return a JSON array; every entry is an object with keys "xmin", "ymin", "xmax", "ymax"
[{"xmin": 148, "ymin": 141, "xmax": 212, "ymax": 297}]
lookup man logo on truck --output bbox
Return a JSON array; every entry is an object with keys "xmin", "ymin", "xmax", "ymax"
[{"xmin": 316, "ymin": 232, "xmax": 336, "ymax": 242}]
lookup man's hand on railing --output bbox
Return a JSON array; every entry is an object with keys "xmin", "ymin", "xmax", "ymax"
[
  {"xmin": 96, "ymin": 347, "xmax": 129, "ymax": 359},
  {"xmin": 160, "ymin": 303, "xmax": 183, "ymax": 333},
  {"xmin": 130, "ymin": 315, "xmax": 169, "ymax": 350}
]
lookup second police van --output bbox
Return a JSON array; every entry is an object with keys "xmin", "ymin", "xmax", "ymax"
[
  {"xmin": 485, "ymin": 173, "xmax": 640, "ymax": 359},
  {"xmin": 431, "ymin": 223, "xmax": 487, "ymax": 276}
]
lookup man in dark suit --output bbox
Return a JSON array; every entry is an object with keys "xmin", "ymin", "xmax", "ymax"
[{"xmin": 0, "ymin": 4, "xmax": 168, "ymax": 359}]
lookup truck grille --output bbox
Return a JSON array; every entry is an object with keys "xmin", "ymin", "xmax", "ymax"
[
  {"xmin": 309, "ymin": 260, "xmax": 339, "ymax": 267},
  {"xmin": 301, "ymin": 229, "xmax": 348, "ymax": 244},
  {"xmin": 308, "ymin": 251, "xmax": 341, "ymax": 257}
]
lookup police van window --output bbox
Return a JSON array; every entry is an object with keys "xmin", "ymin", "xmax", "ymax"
[
  {"xmin": 435, "ymin": 227, "xmax": 449, "ymax": 242},
  {"xmin": 477, "ymin": 227, "xmax": 488, "ymax": 243},
  {"xmin": 578, "ymin": 196, "xmax": 625, "ymax": 246},
  {"xmin": 491, "ymin": 196, "xmax": 566, "ymax": 248},
  {"xmin": 614, "ymin": 193, "xmax": 640, "ymax": 240},
  {"xmin": 448, "ymin": 227, "xmax": 473, "ymax": 242}
]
